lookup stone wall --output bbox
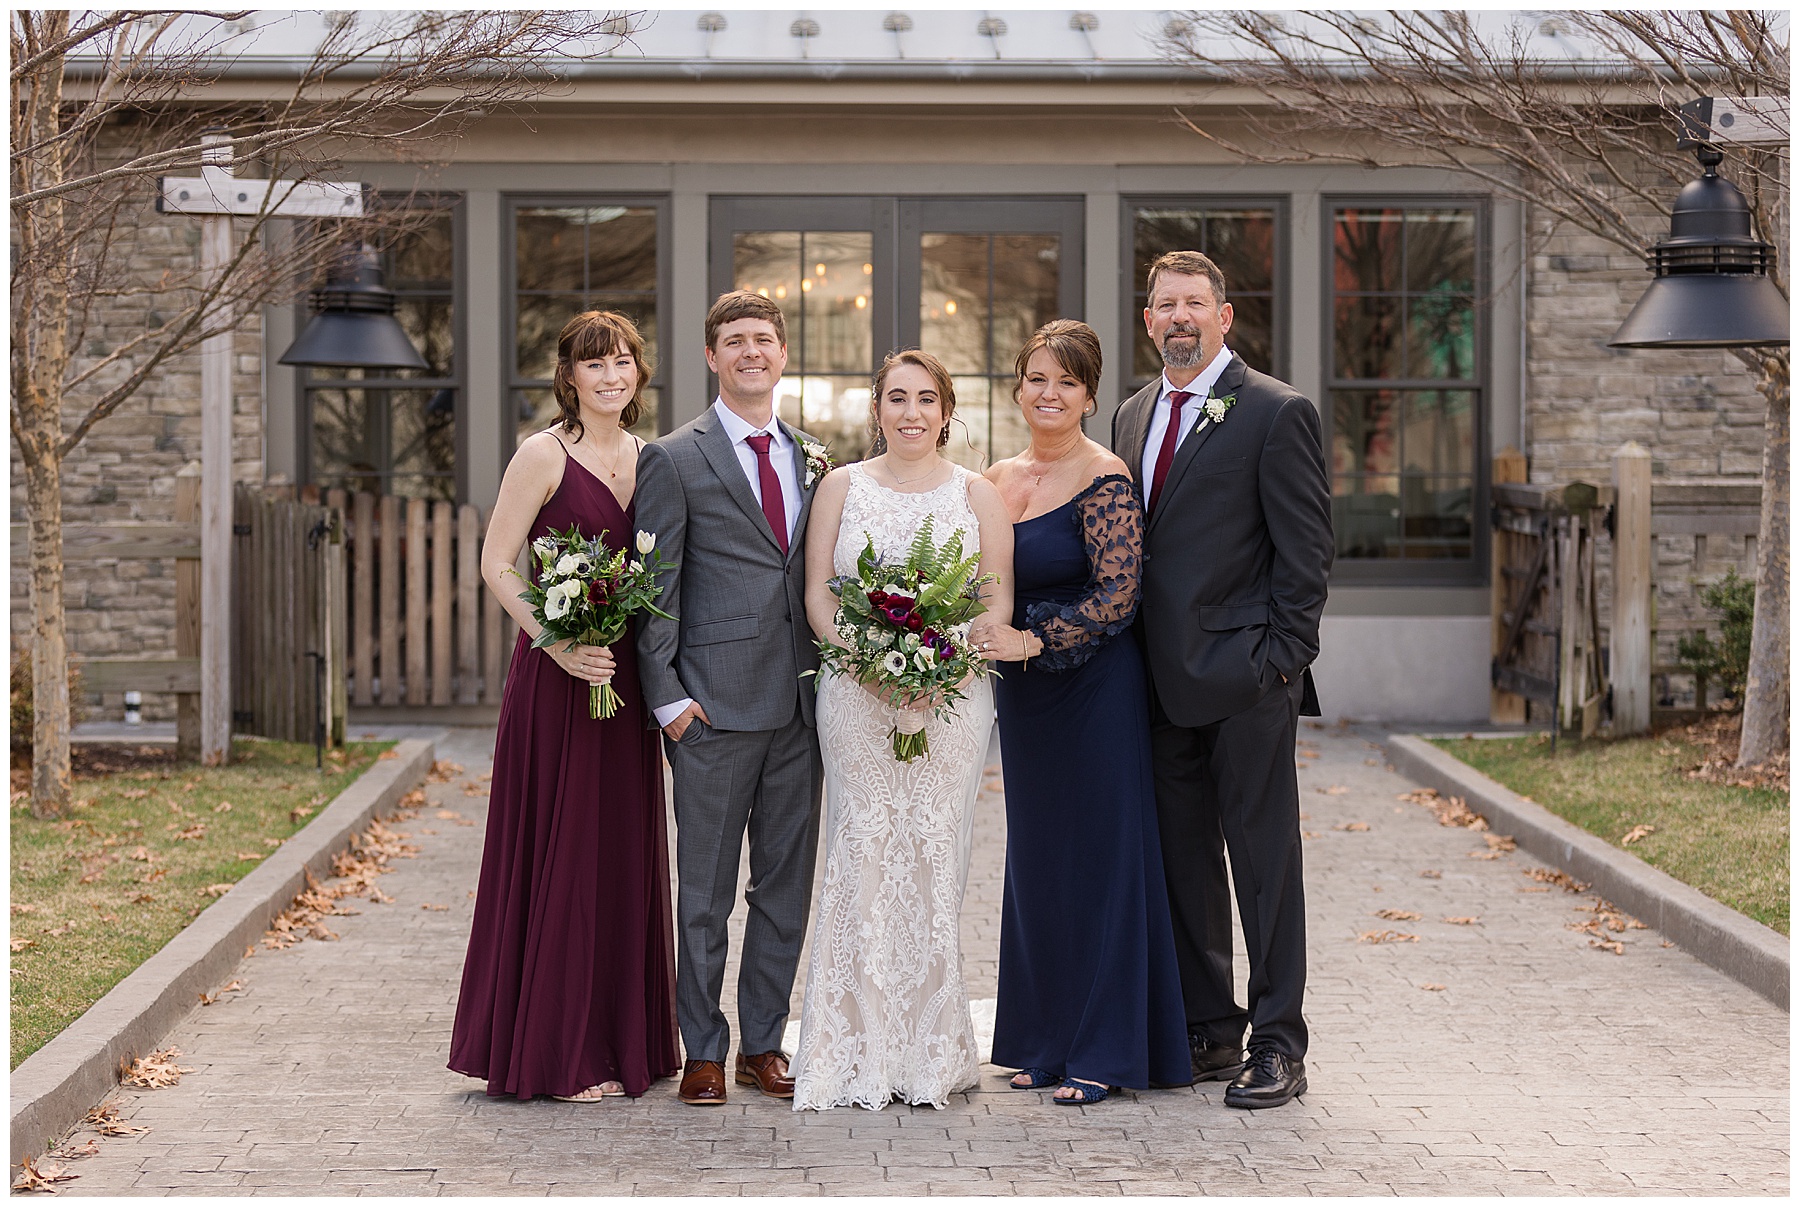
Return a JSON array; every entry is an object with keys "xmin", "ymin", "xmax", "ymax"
[
  {"xmin": 9, "ymin": 198, "xmax": 267, "ymax": 723},
  {"xmin": 1524, "ymin": 200, "xmax": 1770, "ymax": 709}
]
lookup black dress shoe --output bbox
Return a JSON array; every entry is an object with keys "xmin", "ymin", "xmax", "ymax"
[
  {"xmin": 1223, "ymin": 1045, "xmax": 1307, "ymax": 1109},
  {"xmin": 1189, "ymin": 1031, "xmax": 1245, "ymax": 1084}
]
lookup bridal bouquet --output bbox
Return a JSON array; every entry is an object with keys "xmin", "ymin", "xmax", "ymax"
[
  {"xmin": 817, "ymin": 516, "xmax": 995, "ymax": 762},
  {"xmin": 516, "ymin": 526, "xmax": 676, "ymax": 719}
]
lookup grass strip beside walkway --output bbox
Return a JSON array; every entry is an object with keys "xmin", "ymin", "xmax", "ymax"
[
  {"xmin": 10, "ymin": 739, "xmax": 393, "ymax": 1067},
  {"xmin": 1430, "ymin": 731, "xmax": 1788, "ymax": 935}
]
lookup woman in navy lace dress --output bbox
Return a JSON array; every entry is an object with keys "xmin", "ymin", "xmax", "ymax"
[{"xmin": 975, "ymin": 320, "xmax": 1189, "ymax": 1104}]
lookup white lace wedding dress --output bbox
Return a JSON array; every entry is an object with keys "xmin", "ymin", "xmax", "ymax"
[{"xmin": 791, "ymin": 462, "xmax": 994, "ymax": 1111}]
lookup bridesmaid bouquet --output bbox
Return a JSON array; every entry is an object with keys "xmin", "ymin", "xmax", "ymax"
[
  {"xmin": 817, "ymin": 516, "xmax": 995, "ymax": 762},
  {"xmin": 516, "ymin": 526, "xmax": 677, "ymax": 720}
]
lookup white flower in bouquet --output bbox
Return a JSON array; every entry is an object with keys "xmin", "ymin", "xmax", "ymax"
[
  {"xmin": 836, "ymin": 620, "xmax": 859, "ymax": 645},
  {"xmin": 951, "ymin": 622, "xmax": 972, "ymax": 645},
  {"xmin": 912, "ymin": 648, "xmax": 935, "ymax": 672},
  {"xmin": 881, "ymin": 650, "xmax": 907, "ymax": 676},
  {"xmin": 629, "ymin": 559, "xmax": 643, "ymax": 574},
  {"xmin": 532, "ymin": 537, "xmax": 557, "ymax": 562},
  {"xmin": 883, "ymin": 582, "xmax": 911, "ymax": 598},
  {"xmin": 903, "ymin": 632, "xmax": 920, "ymax": 651},
  {"xmin": 635, "ymin": 529, "xmax": 657, "ymax": 556},
  {"xmin": 554, "ymin": 551, "xmax": 593, "ymax": 578},
  {"xmin": 544, "ymin": 579, "xmax": 579, "ymax": 620}
]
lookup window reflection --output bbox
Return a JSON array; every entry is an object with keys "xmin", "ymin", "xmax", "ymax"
[
  {"xmin": 1130, "ymin": 206, "xmax": 1278, "ymax": 390},
  {"xmin": 733, "ymin": 230, "xmax": 875, "ymax": 461},
  {"xmin": 513, "ymin": 204, "xmax": 662, "ymax": 444},
  {"xmin": 1329, "ymin": 205, "xmax": 1480, "ymax": 566},
  {"xmin": 919, "ymin": 232, "xmax": 1059, "ymax": 468}
]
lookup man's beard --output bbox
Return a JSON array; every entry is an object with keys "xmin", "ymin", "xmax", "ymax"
[{"xmin": 1159, "ymin": 326, "xmax": 1206, "ymax": 369}]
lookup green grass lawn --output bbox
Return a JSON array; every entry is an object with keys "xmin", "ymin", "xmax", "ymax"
[
  {"xmin": 1431, "ymin": 731, "xmax": 1789, "ymax": 935},
  {"xmin": 9, "ymin": 739, "xmax": 392, "ymax": 1068}
]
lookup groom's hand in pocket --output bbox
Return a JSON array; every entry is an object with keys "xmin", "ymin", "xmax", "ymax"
[{"xmin": 664, "ymin": 701, "xmax": 711, "ymax": 742}]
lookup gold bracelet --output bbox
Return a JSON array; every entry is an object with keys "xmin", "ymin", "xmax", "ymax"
[{"xmin": 1019, "ymin": 630, "xmax": 1030, "ymax": 670}]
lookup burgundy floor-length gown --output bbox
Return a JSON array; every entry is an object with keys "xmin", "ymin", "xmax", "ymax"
[{"xmin": 448, "ymin": 453, "xmax": 680, "ymax": 1099}]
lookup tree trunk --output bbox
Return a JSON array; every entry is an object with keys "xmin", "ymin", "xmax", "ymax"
[
  {"xmin": 1738, "ymin": 357, "xmax": 1789, "ymax": 768},
  {"xmin": 23, "ymin": 448, "xmax": 73, "ymax": 818}
]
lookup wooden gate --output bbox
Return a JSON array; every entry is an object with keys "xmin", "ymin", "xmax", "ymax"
[
  {"xmin": 1490, "ymin": 481, "xmax": 1614, "ymax": 737},
  {"xmin": 230, "ymin": 485, "xmax": 346, "ymax": 746}
]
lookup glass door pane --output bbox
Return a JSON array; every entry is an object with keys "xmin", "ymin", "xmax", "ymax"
[{"xmin": 733, "ymin": 230, "xmax": 877, "ymax": 461}]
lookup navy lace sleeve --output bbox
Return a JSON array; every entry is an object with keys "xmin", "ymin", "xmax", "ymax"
[{"xmin": 1023, "ymin": 474, "xmax": 1143, "ymax": 672}]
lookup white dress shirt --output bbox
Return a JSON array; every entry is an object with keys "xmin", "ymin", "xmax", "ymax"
[
  {"xmin": 652, "ymin": 399, "xmax": 805, "ymax": 731},
  {"xmin": 1139, "ymin": 344, "xmax": 1235, "ymax": 489}
]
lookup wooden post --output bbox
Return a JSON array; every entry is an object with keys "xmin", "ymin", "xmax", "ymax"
[
  {"xmin": 198, "ymin": 136, "xmax": 233, "ymax": 765},
  {"xmin": 351, "ymin": 492, "xmax": 374, "ymax": 707},
  {"xmin": 173, "ymin": 462, "xmax": 203, "ymax": 760},
  {"xmin": 480, "ymin": 507, "xmax": 505, "ymax": 703},
  {"xmin": 378, "ymin": 494, "xmax": 400, "ymax": 704},
  {"xmin": 405, "ymin": 498, "xmax": 429, "ymax": 705},
  {"xmin": 1611, "ymin": 441, "xmax": 1654, "ymax": 735},
  {"xmin": 1490, "ymin": 446, "xmax": 1528, "ymax": 724},
  {"xmin": 455, "ymin": 504, "xmax": 481, "ymax": 705},
  {"xmin": 430, "ymin": 501, "xmax": 453, "ymax": 705}
]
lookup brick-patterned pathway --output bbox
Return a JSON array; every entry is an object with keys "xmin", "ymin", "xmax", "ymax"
[{"xmin": 47, "ymin": 724, "xmax": 1788, "ymax": 1195}]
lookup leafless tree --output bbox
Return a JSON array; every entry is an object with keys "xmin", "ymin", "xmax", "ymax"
[
  {"xmin": 1163, "ymin": 10, "xmax": 1788, "ymax": 766},
  {"xmin": 12, "ymin": 10, "xmax": 639, "ymax": 817}
]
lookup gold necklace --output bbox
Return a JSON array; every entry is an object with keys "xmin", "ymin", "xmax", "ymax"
[
  {"xmin": 589, "ymin": 431, "xmax": 632, "ymax": 479},
  {"xmin": 883, "ymin": 456, "xmax": 942, "ymax": 487}
]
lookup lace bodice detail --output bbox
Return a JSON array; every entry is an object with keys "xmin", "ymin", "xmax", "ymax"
[
  {"xmin": 834, "ymin": 462, "xmax": 981, "ymax": 577},
  {"xmin": 1023, "ymin": 474, "xmax": 1143, "ymax": 673}
]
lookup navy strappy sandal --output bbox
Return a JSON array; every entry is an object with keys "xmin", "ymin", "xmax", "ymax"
[
  {"xmin": 1009, "ymin": 1067, "xmax": 1058, "ymax": 1090},
  {"xmin": 1052, "ymin": 1077, "xmax": 1115, "ymax": 1105}
]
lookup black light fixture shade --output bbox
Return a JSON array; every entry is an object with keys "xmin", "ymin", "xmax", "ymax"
[
  {"xmin": 278, "ymin": 244, "xmax": 430, "ymax": 369},
  {"xmin": 1610, "ymin": 148, "xmax": 1789, "ymax": 348}
]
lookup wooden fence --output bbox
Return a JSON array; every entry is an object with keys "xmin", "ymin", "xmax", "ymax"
[
  {"xmin": 230, "ymin": 484, "xmax": 345, "ymax": 746},
  {"xmin": 321, "ymin": 491, "xmax": 517, "ymax": 710}
]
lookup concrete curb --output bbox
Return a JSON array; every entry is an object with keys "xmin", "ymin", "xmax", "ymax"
[
  {"xmin": 9, "ymin": 738, "xmax": 436, "ymax": 1167},
  {"xmin": 1386, "ymin": 734, "xmax": 1788, "ymax": 1011}
]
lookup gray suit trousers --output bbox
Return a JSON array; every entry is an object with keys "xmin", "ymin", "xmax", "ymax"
[{"xmin": 666, "ymin": 712, "xmax": 822, "ymax": 1062}]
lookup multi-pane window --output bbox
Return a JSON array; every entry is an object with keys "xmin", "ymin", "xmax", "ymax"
[
  {"xmin": 1329, "ymin": 204, "xmax": 1482, "ymax": 570},
  {"xmin": 1128, "ymin": 201, "xmax": 1281, "ymax": 392},
  {"xmin": 512, "ymin": 202, "xmax": 663, "ymax": 445},
  {"xmin": 734, "ymin": 231, "xmax": 876, "ymax": 461},
  {"xmin": 918, "ymin": 232, "xmax": 1061, "ymax": 470},
  {"xmin": 305, "ymin": 204, "xmax": 459, "ymax": 500}
]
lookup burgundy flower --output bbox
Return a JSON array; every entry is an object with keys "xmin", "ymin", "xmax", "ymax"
[
  {"xmin": 905, "ymin": 614, "xmax": 923, "ymax": 632},
  {"xmin": 868, "ymin": 590, "xmax": 890, "ymax": 606},
  {"xmin": 588, "ymin": 578, "xmax": 612, "ymax": 604},
  {"xmin": 920, "ymin": 627, "xmax": 939, "ymax": 646}
]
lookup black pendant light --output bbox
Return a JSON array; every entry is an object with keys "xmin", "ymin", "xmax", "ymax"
[
  {"xmin": 279, "ymin": 244, "xmax": 430, "ymax": 369},
  {"xmin": 1610, "ymin": 146, "xmax": 1789, "ymax": 349}
]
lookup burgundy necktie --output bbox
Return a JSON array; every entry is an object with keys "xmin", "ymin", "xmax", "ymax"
[
  {"xmin": 1146, "ymin": 390, "xmax": 1193, "ymax": 516},
  {"xmin": 745, "ymin": 432, "xmax": 789, "ymax": 555}
]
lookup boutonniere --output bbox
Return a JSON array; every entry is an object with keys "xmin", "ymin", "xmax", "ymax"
[
  {"xmin": 802, "ymin": 441, "xmax": 835, "ymax": 488},
  {"xmin": 1202, "ymin": 393, "xmax": 1237, "ymax": 426}
]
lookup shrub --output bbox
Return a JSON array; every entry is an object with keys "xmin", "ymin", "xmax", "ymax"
[
  {"xmin": 1676, "ymin": 569, "xmax": 1755, "ymax": 708},
  {"xmin": 9, "ymin": 653, "xmax": 87, "ymax": 756}
]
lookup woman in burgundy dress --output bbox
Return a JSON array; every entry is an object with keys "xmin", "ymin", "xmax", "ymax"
[{"xmin": 448, "ymin": 311, "xmax": 680, "ymax": 1101}]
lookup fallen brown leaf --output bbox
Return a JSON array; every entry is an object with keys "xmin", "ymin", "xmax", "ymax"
[
  {"xmin": 1364, "ymin": 758, "xmax": 1381, "ymax": 766},
  {"xmin": 377, "ymin": 749, "xmax": 400, "ymax": 760},
  {"xmin": 263, "ymin": 837, "xmax": 283, "ymax": 848},
  {"xmin": 1442, "ymin": 916, "xmax": 1481, "ymax": 925},
  {"xmin": 1300, "ymin": 830, "xmax": 1319, "ymax": 839},
  {"xmin": 421, "ymin": 903, "xmax": 449, "ymax": 912},
  {"xmin": 234, "ymin": 851, "xmax": 264, "ymax": 861},
  {"xmin": 1419, "ymin": 982, "xmax": 1446, "ymax": 992},
  {"xmin": 198, "ymin": 883, "xmax": 235, "ymax": 898},
  {"xmin": 12, "ymin": 1156, "xmax": 78, "ymax": 1192},
  {"xmin": 50, "ymin": 1139, "xmax": 98, "ymax": 1159},
  {"xmin": 434, "ymin": 809, "xmax": 462, "ymax": 820},
  {"xmin": 1621, "ymin": 823, "xmax": 1656, "ymax": 845},
  {"xmin": 83, "ymin": 1103, "xmax": 149, "ymax": 1138},
  {"xmin": 1374, "ymin": 908, "xmax": 1422, "ymax": 921},
  {"xmin": 289, "ymin": 805, "xmax": 315, "ymax": 822},
  {"xmin": 197, "ymin": 980, "xmax": 243, "ymax": 1007},
  {"xmin": 1356, "ymin": 929, "xmax": 1419, "ymax": 944},
  {"xmin": 1317, "ymin": 785, "xmax": 1349, "ymax": 795},
  {"xmin": 128, "ymin": 847, "xmax": 152, "ymax": 861},
  {"xmin": 212, "ymin": 801, "xmax": 233, "ymax": 813},
  {"xmin": 426, "ymin": 760, "xmax": 465, "ymax": 783},
  {"xmin": 12, "ymin": 938, "xmax": 37, "ymax": 952},
  {"xmin": 1589, "ymin": 938, "xmax": 1625, "ymax": 956},
  {"xmin": 1333, "ymin": 821, "xmax": 1370, "ymax": 832},
  {"xmin": 1525, "ymin": 867, "xmax": 1590, "ymax": 892},
  {"xmin": 172, "ymin": 824, "xmax": 206, "ymax": 841},
  {"xmin": 12, "ymin": 903, "xmax": 37, "ymax": 915},
  {"xmin": 120, "ymin": 1047, "xmax": 192, "ymax": 1089},
  {"xmin": 127, "ymin": 892, "xmax": 155, "ymax": 905},
  {"xmin": 120, "ymin": 788, "xmax": 150, "ymax": 800},
  {"xmin": 1419, "ymin": 869, "xmax": 1442, "ymax": 879}
]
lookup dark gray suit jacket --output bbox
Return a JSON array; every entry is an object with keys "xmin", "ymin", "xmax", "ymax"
[
  {"xmin": 1113, "ymin": 355, "xmax": 1333, "ymax": 728},
  {"xmin": 634, "ymin": 409, "xmax": 821, "ymax": 732}
]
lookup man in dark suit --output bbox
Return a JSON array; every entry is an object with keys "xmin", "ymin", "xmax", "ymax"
[{"xmin": 1113, "ymin": 251, "xmax": 1332, "ymax": 1109}]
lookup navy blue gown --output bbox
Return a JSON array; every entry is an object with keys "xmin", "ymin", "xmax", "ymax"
[{"xmin": 991, "ymin": 473, "xmax": 1189, "ymax": 1090}]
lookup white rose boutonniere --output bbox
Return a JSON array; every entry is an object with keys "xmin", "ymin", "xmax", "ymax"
[
  {"xmin": 802, "ymin": 441, "xmax": 835, "ymax": 488},
  {"xmin": 1203, "ymin": 393, "xmax": 1237, "ymax": 426}
]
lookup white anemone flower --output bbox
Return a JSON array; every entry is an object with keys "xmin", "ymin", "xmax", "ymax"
[
  {"xmin": 913, "ymin": 648, "xmax": 934, "ymax": 672},
  {"xmin": 881, "ymin": 651, "xmax": 907, "ymax": 676},
  {"xmin": 903, "ymin": 633, "xmax": 921, "ymax": 651},
  {"xmin": 545, "ymin": 586, "xmax": 574, "ymax": 620},
  {"xmin": 554, "ymin": 552, "xmax": 587, "ymax": 578},
  {"xmin": 635, "ymin": 530, "xmax": 656, "ymax": 555}
]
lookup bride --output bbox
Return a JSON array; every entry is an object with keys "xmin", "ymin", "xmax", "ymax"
[{"xmin": 790, "ymin": 349, "xmax": 1014, "ymax": 1110}]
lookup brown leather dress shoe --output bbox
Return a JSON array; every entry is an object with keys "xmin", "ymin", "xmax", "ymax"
[
  {"xmin": 678, "ymin": 1059, "xmax": 727, "ymax": 1105},
  {"xmin": 734, "ymin": 1050, "xmax": 796, "ymax": 1099}
]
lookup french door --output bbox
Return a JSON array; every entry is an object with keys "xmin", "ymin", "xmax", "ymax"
[{"xmin": 710, "ymin": 196, "xmax": 1084, "ymax": 467}]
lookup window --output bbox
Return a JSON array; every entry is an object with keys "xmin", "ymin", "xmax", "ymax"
[
  {"xmin": 734, "ymin": 230, "xmax": 878, "ymax": 462},
  {"xmin": 303, "ymin": 201, "xmax": 460, "ymax": 500},
  {"xmin": 1125, "ymin": 199, "xmax": 1283, "ymax": 394},
  {"xmin": 510, "ymin": 199, "xmax": 665, "ymax": 445},
  {"xmin": 1328, "ymin": 202, "xmax": 1484, "ymax": 578}
]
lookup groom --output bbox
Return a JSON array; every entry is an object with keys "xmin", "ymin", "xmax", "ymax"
[
  {"xmin": 1114, "ymin": 251, "xmax": 1332, "ymax": 1109},
  {"xmin": 635, "ymin": 290, "xmax": 823, "ymax": 1107}
]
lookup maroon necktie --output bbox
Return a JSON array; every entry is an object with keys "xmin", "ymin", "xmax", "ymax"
[
  {"xmin": 1146, "ymin": 390, "xmax": 1193, "ymax": 516},
  {"xmin": 745, "ymin": 432, "xmax": 789, "ymax": 555}
]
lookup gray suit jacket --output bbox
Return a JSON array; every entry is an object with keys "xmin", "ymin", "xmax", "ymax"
[
  {"xmin": 634, "ymin": 409, "xmax": 821, "ymax": 732},
  {"xmin": 1113, "ymin": 356, "xmax": 1332, "ymax": 727}
]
